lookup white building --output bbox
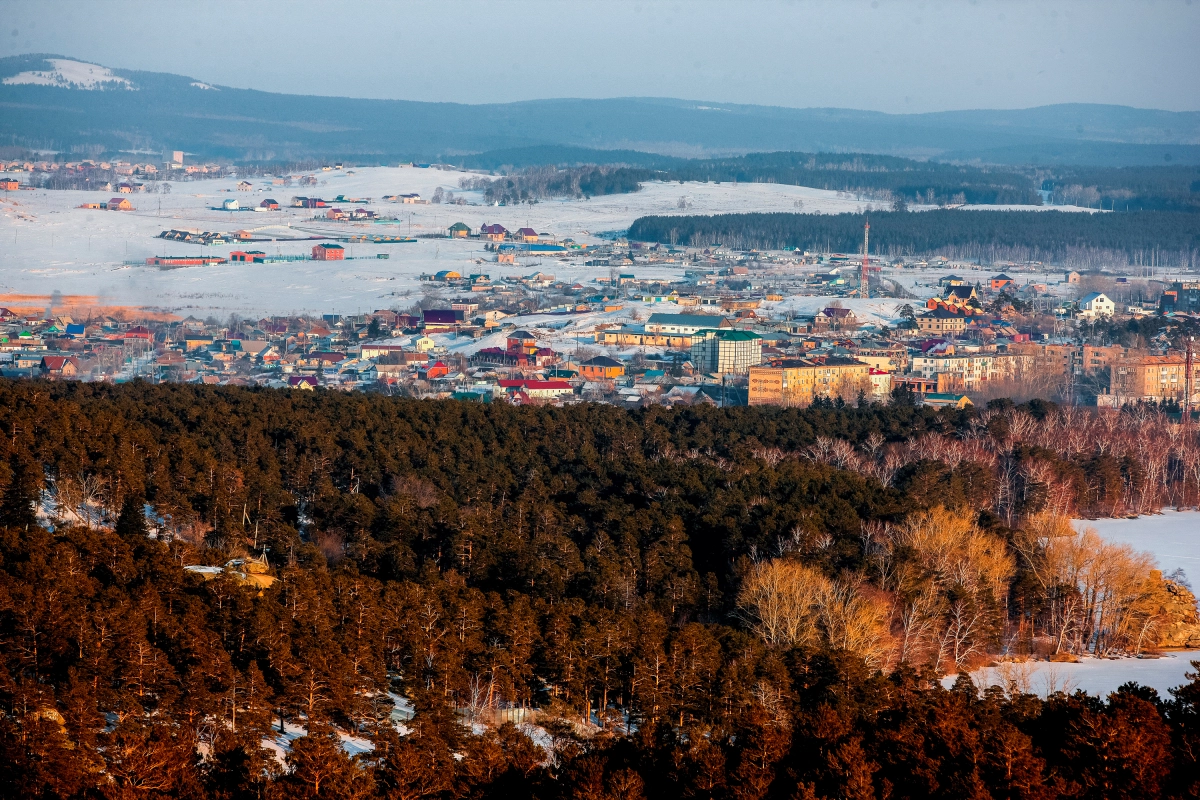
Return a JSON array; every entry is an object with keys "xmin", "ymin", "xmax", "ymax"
[
  {"xmin": 1078, "ymin": 292, "xmax": 1115, "ymax": 319},
  {"xmin": 691, "ymin": 329, "xmax": 762, "ymax": 375}
]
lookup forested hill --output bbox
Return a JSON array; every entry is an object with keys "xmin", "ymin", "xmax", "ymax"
[
  {"xmin": 4, "ymin": 54, "xmax": 1200, "ymax": 165},
  {"xmin": 627, "ymin": 209, "xmax": 1200, "ymax": 267},
  {"xmin": 2, "ymin": 382, "xmax": 1200, "ymax": 798}
]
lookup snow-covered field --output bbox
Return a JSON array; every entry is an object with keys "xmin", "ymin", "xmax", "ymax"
[{"xmin": 0, "ymin": 165, "xmax": 1083, "ymax": 319}]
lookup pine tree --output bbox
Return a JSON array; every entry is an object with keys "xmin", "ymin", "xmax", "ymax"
[
  {"xmin": 0, "ymin": 458, "xmax": 39, "ymax": 530},
  {"xmin": 115, "ymin": 494, "xmax": 148, "ymax": 540}
]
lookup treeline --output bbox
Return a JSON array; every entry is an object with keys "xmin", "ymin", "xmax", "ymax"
[
  {"xmin": 658, "ymin": 152, "xmax": 1040, "ymax": 206},
  {"xmin": 1042, "ymin": 164, "xmax": 1200, "ymax": 212},
  {"xmin": 2, "ymin": 382, "xmax": 1200, "ymax": 798},
  {"xmin": 628, "ymin": 209, "xmax": 1200, "ymax": 267},
  {"xmin": 459, "ymin": 165, "xmax": 646, "ymax": 203}
]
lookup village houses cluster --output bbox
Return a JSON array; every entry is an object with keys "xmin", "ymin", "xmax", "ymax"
[{"xmin": 3, "ymin": 219, "xmax": 1197, "ymax": 410}]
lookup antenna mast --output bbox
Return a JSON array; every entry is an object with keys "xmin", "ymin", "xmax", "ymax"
[{"xmin": 861, "ymin": 219, "xmax": 870, "ymax": 299}]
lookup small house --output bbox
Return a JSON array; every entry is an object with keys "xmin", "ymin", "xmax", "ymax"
[
  {"xmin": 107, "ymin": 197, "xmax": 133, "ymax": 211},
  {"xmin": 236, "ymin": 181, "xmax": 252, "ymax": 191},
  {"xmin": 312, "ymin": 243, "xmax": 345, "ymax": 261},
  {"xmin": 579, "ymin": 355, "xmax": 625, "ymax": 380},
  {"xmin": 260, "ymin": 198, "xmax": 279, "ymax": 210},
  {"xmin": 448, "ymin": 222, "xmax": 471, "ymax": 238}
]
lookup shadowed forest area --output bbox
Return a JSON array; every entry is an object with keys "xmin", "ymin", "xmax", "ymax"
[{"xmin": 2, "ymin": 381, "xmax": 1200, "ymax": 799}]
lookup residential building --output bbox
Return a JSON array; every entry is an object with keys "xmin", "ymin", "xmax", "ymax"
[
  {"xmin": 691, "ymin": 329, "xmax": 762, "ymax": 375},
  {"xmin": 1078, "ymin": 292, "xmax": 1115, "ymax": 319},
  {"xmin": 579, "ymin": 355, "xmax": 625, "ymax": 380},
  {"xmin": 645, "ymin": 313, "xmax": 731, "ymax": 335},
  {"xmin": 924, "ymin": 393, "xmax": 973, "ymax": 409},
  {"xmin": 1109, "ymin": 353, "xmax": 1200, "ymax": 404},
  {"xmin": 915, "ymin": 308, "xmax": 968, "ymax": 334},
  {"xmin": 312, "ymin": 243, "xmax": 345, "ymax": 261},
  {"xmin": 747, "ymin": 357, "xmax": 869, "ymax": 407},
  {"xmin": 448, "ymin": 222, "xmax": 471, "ymax": 238}
]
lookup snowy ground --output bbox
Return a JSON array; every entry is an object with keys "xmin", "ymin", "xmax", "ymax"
[
  {"xmin": 0, "ymin": 165, "xmax": 1085, "ymax": 319},
  {"xmin": 947, "ymin": 650, "xmax": 1200, "ymax": 699},
  {"xmin": 1076, "ymin": 510, "xmax": 1200, "ymax": 577}
]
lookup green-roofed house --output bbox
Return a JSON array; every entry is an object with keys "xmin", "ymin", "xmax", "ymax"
[
  {"xmin": 691, "ymin": 329, "xmax": 762, "ymax": 375},
  {"xmin": 448, "ymin": 222, "xmax": 472, "ymax": 238}
]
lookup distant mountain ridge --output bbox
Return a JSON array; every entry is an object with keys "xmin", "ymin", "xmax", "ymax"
[{"xmin": 2, "ymin": 54, "xmax": 1199, "ymax": 166}]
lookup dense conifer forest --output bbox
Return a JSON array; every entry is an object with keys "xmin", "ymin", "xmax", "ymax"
[
  {"xmin": 1, "ymin": 381, "xmax": 1199, "ymax": 799},
  {"xmin": 628, "ymin": 209, "xmax": 1200, "ymax": 267}
]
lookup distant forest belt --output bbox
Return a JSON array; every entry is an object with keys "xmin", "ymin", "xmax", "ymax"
[{"xmin": 628, "ymin": 209, "xmax": 1200, "ymax": 264}]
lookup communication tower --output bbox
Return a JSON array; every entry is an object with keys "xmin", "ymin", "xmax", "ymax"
[{"xmin": 861, "ymin": 220, "xmax": 870, "ymax": 299}]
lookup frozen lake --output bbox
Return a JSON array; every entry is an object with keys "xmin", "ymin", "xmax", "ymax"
[
  {"xmin": 948, "ymin": 511, "xmax": 1200, "ymax": 698},
  {"xmin": 950, "ymin": 651, "xmax": 1200, "ymax": 699},
  {"xmin": 1075, "ymin": 509, "xmax": 1200, "ymax": 578}
]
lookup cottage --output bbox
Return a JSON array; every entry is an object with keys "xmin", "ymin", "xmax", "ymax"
[
  {"xmin": 517, "ymin": 227, "xmax": 538, "ymax": 242},
  {"xmin": 480, "ymin": 224, "xmax": 508, "ymax": 242},
  {"xmin": 579, "ymin": 356, "xmax": 625, "ymax": 380},
  {"xmin": 448, "ymin": 222, "xmax": 471, "ymax": 238},
  {"xmin": 312, "ymin": 243, "xmax": 345, "ymax": 260},
  {"xmin": 989, "ymin": 274, "xmax": 1015, "ymax": 291},
  {"xmin": 923, "ymin": 392, "xmax": 973, "ymax": 409},
  {"xmin": 1077, "ymin": 292, "xmax": 1115, "ymax": 319},
  {"xmin": 40, "ymin": 355, "xmax": 78, "ymax": 379},
  {"xmin": 236, "ymin": 180, "xmax": 252, "ymax": 191},
  {"xmin": 107, "ymin": 197, "xmax": 133, "ymax": 211},
  {"xmin": 260, "ymin": 198, "xmax": 279, "ymax": 210},
  {"xmin": 288, "ymin": 375, "xmax": 318, "ymax": 390}
]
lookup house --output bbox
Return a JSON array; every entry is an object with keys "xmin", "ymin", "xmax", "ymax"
[
  {"xmin": 418, "ymin": 361, "xmax": 449, "ymax": 381},
  {"xmin": 39, "ymin": 355, "xmax": 78, "ymax": 379},
  {"xmin": 923, "ymin": 392, "xmax": 973, "ymax": 409},
  {"xmin": 1065, "ymin": 270, "xmax": 1081, "ymax": 284},
  {"xmin": 236, "ymin": 180, "xmax": 252, "ymax": 191},
  {"xmin": 0, "ymin": 179, "xmax": 18, "ymax": 191},
  {"xmin": 480, "ymin": 224, "xmax": 508, "ymax": 241},
  {"xmin": 312, "ymin": 243, "xmax": 345, "ymax": 260},
  {"xmin": 117, "ymin": 182, "xmax": 135, "ymax": 193},
  {"xmin": 107, "ymin": 197, "xmax": 133, "ymax": 211},
  {"xmin": 222, "ymin": 199, "xmax": 240, "ymax": 210},
  {"xmin": 916, "ymin": 308, "xmax": 968, "ymax": 335},
  {"xmin": 326, "ymin": 208, "xmax": 347, "ymax": 220},
  {"xmin": 645, "ymin": 313, "xmax": 731, "ymax": 335},
  {"xmin": 228, "ymin": 250, "xmax": 266, "ymax": 262},
  {"xmin": 260, "ymin": 198, "xmax": 279, "ymax": 210},
  {"xmin": 422, "ymin": 309, "xmax": 465, "ymax": 331},
  {"xmin": 288, "ymin": 375, "xmax": 318, "ymax": 390},
  {"xmin": 989, "ymin": 274, "xmax": 1015, "ymax": 291},
  {"xmin": 579, "ymin": 355, "xmax": 625, "ymax": 380},
  {"xmin": 448, "ymin": 222, "xmax": 471, "ymax": 238},
  {"xmin": 517, "ymin": 227, "xmax": 539, "ymax": 242},
  {"xmin": 497, "ymin": 379, "xmax": 574, "ymax": 400},
  {"xmin": 1078, "ymin": 292, "xmax": 1115, "ymax": 319},
  {"xmin": 433, "ymin": 270, "xmax": 462, "ymax": 281},
  {"xmin": 813, "ymin": 307, "xmax": 859, "ymax": 331}
]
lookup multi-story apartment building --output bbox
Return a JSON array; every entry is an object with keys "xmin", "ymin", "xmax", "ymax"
[
  {"xmin": 1109, "ymin": 353, "xmax": 1200, "ymax": 403},
  {"xmin": 692, "ymin": 329, "xmax": 762, "ymax": 375},
  {"xmin": 748, "ymin": 357, "xmax": 870, "ymax": 406},
  {"xmin": 910, "ymin": 353, "xmax": 1026, "ymax": 392}
]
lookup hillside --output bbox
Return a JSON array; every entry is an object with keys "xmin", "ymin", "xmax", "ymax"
[{"xmin": 3, "ymin": 54, "xmax": 1200, "ymax": 166}]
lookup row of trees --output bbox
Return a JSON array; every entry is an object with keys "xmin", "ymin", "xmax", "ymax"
[{"xmin": 627, "ymin": 209, "xmax": 1200, "ymax": 268}]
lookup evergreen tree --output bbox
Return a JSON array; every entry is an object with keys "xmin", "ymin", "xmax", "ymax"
[
  {"xmin": 0, "ymin": 458, "xmax": 39, "ymax": 529},
  {"xmin": 115, "ymin": 493, "xmax": 148, "ymax": 540}
]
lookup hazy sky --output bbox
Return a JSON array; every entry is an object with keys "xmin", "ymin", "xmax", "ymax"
[{"xmin": 3, "ymin": 0, "xmax": 1198, "ymax": 113}]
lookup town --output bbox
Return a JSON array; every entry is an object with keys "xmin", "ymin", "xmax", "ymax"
[{"xmin": 3, "ymin": 214, "xmax": 1196, "ymax": 413}]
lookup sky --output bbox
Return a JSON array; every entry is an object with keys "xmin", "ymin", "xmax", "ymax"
[{"xmin": 2, "ymin": 0, "xmax": 1199, "ymax": 113}]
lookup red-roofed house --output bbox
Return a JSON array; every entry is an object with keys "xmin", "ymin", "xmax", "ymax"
[
  {"xmin": 517, "ymin": 227, "xmax": 538, "ymax": 242},
  {"xmin": 480, "ymin": 224, "xmax": 508, "ymax": 242},
  {"xmin": 40, "ymin": 355, "xmax": 78, "ymax": 379},
  {"xmin": 288, "ymin": 375, "xmax": 318, "ymax": 390},
  {"xmin": 107, "ymin": 197, "xmax": 133, "ymax": 211}
]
